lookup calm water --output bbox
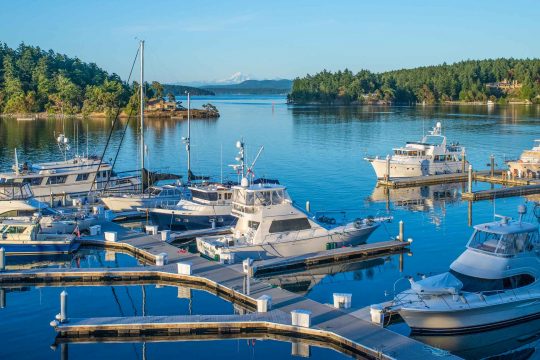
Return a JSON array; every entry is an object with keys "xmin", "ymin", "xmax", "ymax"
[{"xmin": 2, "ymin": 97, "xmax": 540, "ymax": 359}]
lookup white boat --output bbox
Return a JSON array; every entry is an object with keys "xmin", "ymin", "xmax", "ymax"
[
  {"xmin": 507, "ymin": 139, "xmax": 540, "ymax": 178},
  {"xmin": 0, "ymin": 217, "xmax": 78, "ymax": 255},
  {"xmin": 149, "ymin": 183, "xmax": 235, "ymax": 231},
  {"xmin": 365, "ymin": 123, "xmax": 466, "ymax": 179},
  {"xmin": 0, "ymin": 182, "xmax": 48, "ymax": 217},
  {"xmin": 0, "ymin": 154, "xmax": 141, "ymax": 201},
  {"xmin": 381, "ymin": 205, "xmax": 540, "ymax": 335},
  {"xmin": 196, "ymin": 178, "xmax": 387, "ymax": 263},
  {"xmin": 100, "ymin": 183, "xmax": 188, "ymax": 212}
]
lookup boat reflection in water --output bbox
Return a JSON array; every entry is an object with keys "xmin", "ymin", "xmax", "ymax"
[
  {"xmin": 368, "ymin": 183, "xmax": 461, "ymax": 225},
  {"xmin": 413, "ymin": 318, "xmax": 540, "ymax": 359},
  {"xmin": 261, "ymin": 258, "xmax": 389, "ymax": 295}
]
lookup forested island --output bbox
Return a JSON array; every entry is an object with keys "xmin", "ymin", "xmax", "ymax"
[
  {"xmin": 0, "ymin": 43, "xmax": 217, "ymax": 118},
  {"xmin": 288, "ymin": 59, "xmax": 540, "ymax": 105}
]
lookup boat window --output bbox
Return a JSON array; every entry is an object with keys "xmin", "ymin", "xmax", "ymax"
[
  {"xmin": 23, "ymin": 177, "xmax": 43, "ymax": 186},
  {"xmin": 468, "ymin": 230, "xmax": 501, "ymax": 253},
  {"xmin": 225, "ymin": 193, "xmax": 232, "ymax": 200},
  {"xmin": 450, "ymin": 270, "xmax": 535, "ymax": 292},
  {"xmin": 271, "ymin": 190, "xmax": 284, "ymax": 205},
  {"xmin": 150, "ymin": 188, "xmax": 162, "ymax": 196},
  {"xmin": 3, "ymin": 225, "xmax": 26, "ymax": 234},
  {"xmin": 46, "ymin": 175, "xmax": 68, "ymax": 185},
  {"xmin": 269, "ymin": 218, "xmax": 311, "ymax": 233},
  {"xmin": 191, "ymin": 189, "xmax": 218, "ymax": 202},
  {"xmin": 76, "ymin": 173, "xmax": 89, "ymax": 181},
  {"xmin": 255, "ymin": 191, "xmax": 272, "ymax": 206},
  {"xmin": 248, "ymin": 221, "xmax": 260, "ymax": 230}
]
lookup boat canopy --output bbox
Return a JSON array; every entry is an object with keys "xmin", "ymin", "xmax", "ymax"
[
  {"xmin": 411, "ymin": 272, "xmax": 463, "ymax": 295},
  {"xmin": 467, "ymin": 222, "xmax": 539, "ymax": 256},
  {"xmin": 232, "ymin": 184, "xmax": 288, "ymax": 207}
]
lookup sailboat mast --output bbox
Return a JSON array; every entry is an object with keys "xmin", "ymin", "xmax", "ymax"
[
  {"xmin": 140, "ymin": 40, "xmax": 145, "ymax": 188},
  {"xmin": 187, "ymin": 92, "xmax": 191, "ymax": 180}
]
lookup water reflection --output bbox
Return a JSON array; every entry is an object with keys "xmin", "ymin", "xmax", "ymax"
[
  {"xmin": 367, "ymin": 184, "xmax": 462, "ymax": 226},
  {"xmin": 414, "ymin": 319, "xmax": 540, "ymax": 359}
]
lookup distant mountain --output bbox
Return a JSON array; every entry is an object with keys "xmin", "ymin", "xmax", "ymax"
[
  {"xmin": 202, "ymin": 79, "xmax": 293, "ymax": 95},
  {"xmin": 162, "ymin": 84, "xmax": 215, "ymax": 96},
  {"xmin": 217, "ymin": 71, "xmax": 252, "ymax": 84}
]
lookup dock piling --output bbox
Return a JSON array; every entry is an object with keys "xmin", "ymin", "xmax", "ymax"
[
  {"xmin": 59, "ymin": 290, "xmax": 68, "ymax": 323},
  {"xmin": 490, "ymin": 154, "xmax": 495, "ymax": 177},
  {"xmin": 385, "ymin": 155, "xmax": 391, "ymax": 181},
  {"xmin": 306, "ymin": 200, "xmax": 310, "ymax": 213},
  {"xmin": 104, "ymin": 231, "xmax": 117, "ymax": 242},
  {"xmin": 468, "ymin": 165, "xmax": 473, "ymax": 193},
  {"xmin": 398, "ymin": 220, "xmax": 404, "ymax": 241},
  {"xmin": 0, "ymin": 288, "xmax": 5, "ymax": 308},
  {"xmin": 0, "ymin": 247, "xmax": 5, "ymax": 272}
]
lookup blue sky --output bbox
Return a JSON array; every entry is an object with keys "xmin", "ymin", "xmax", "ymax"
[{"xmin": 1, "ymin": 0, "xmax": 538, "ymax": 83}]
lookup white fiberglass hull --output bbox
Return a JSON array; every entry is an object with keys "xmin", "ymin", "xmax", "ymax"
[
  {"xmin": 367, "ymin": 158, "xmax": 464, "ymax": 179},
  {"xmin": 399, "ymin": 296, "xmax": 540, "ymax": 335},
  {"xmin": 100, "ymin": 195, "xmax": 180, "ymax": 212},
  {"xmin": 197, "ymin": 224, "xmax": 378, "ymax": 262},
  {"xmin": 31, "ymin": 178, "xmax": 140, "ymax": 200}
]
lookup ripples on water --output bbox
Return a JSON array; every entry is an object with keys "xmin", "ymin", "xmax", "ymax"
[{"xmin": 1, "ymin": 96, "xmax": 540, "ymax": 359}]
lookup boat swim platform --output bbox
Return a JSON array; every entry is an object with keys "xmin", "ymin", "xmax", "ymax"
[
  {"xmin": 377, "ymin": 170, "xmax": 532, "ymax": 188},
  {"xmin": 0, "ymin": 232, "xmax": 454, "ymax": 359}
]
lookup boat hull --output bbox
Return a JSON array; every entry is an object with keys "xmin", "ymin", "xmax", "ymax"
[
  {"xmin": 197, "ymin": 224, "xmax": 379, "ymax": 262},
  {"xmin": 367, "ymin": 158, "xmax": 464, "ymax": 179},
  {"xmin": 101, "ymin": 195, "xmax": 180, "ymax": 212},
  {"xmin": 399, "ymin": 297, "xmax": 540, "ymax": 335},
  {"xmin": 150, "ymin": 211, "xmax": 236, "ymax": 231},
  {"xmin": 0, "ymin": 241, "xmax": 79, "ymax": 256}
]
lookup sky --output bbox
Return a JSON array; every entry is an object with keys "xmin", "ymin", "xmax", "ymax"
[{"xmin": 0, "ymin": 0, "xmax": 539, "ymax": 83}]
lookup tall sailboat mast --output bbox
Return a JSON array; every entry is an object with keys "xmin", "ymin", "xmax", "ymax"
[
  {"xmin": 187, "ymin": 92, "xmax": 191, "ymax": 180},
  {"xmin": 139, "ymin": 40, "xmax": 145, "ymax": 191}
]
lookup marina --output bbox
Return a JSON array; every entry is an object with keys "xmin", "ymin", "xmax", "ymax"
[{"xmin": 2, "ymin": 101, "xmax": 540, "ymax": 359}]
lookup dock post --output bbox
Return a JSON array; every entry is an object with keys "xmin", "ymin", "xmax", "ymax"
[
  {"xmin": 490, "ymin": 154, "xmax": 495, "ymax": 178},
  {"xmin": 59, "ymin": 290, "xmax": 68, "ymax": 323},
  {"xmin": 291, "ymin": 310, "xmax": 311, "ymax": 328},
  {"xmin": 243, "ymin": 258, "xmax": 253, "ymax": 295},
  {"xmin": 0, "ymin": 288, "xmax": 5, "ymax": 308},
  {"xmin": 0, "ymin": 247, "xmax": 5, "ymax": 272},
  {"xmin": 50, "ymin": 192, "xmax": 54, "ymax": 207},
  {"xmin": 257, "ymin": 295, "xmax": 272, "ymax": 312},
  {"xmin": 306, "ymin": 200, "xmax": 310, "ymax": 213},
  {"xmin": 62, "ymin": 192, "xmax": 67, "ymax": 207},
  {"xmin": 177, "ymin": 262, "xmax": 192, "ymax": 275},
  {"xmin": 461, "ymin": 150, "xmax": 466, "ymax": 173},
  {"xmin": 333, "ymin": 293, "xmax": 352, "ymax": 309},
  {"xmin": 468, "ymin": 165, "xmax": 473, "ymax": 193},
  {"xmin": 385, "ymin": 154, "xmax": 391, "ymax": 181},
  {"xmin": 398, "ymin": 220, "xmax": 404, "ymax": 241}
]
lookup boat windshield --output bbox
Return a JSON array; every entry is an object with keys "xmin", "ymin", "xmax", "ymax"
[
  {"xmin": 468, "ymin": 229, "xmax": 539, "ymax": 256},
  {"xmin": 233, "ymin": 188, "xmax": 286, "ymax": 206}
]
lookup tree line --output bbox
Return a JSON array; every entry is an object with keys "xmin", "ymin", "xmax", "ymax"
[
  {"xmin": 0, "ymin": 42, "xmax": 180, "ymax": 116},
  {"xmin": 288, "ymin": 59, "xmax": 540, "ymax": 104}
]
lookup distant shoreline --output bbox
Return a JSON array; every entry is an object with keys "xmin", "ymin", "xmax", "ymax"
[{"xmin": 0, "ymin": 109, "xmax": 220, "ymax": 120}]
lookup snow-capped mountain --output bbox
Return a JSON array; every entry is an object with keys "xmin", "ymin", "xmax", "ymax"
[{"xmin": 216, "ymin": 72, "xmax": 252, "ymax": 84}]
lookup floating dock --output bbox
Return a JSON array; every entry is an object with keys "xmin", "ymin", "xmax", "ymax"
[
  {"xmin": 0, "ymin": 226, "xmax": 459, "ymax": 359},
  {"xmin": 377, "ymin": 170, "xmax": 499, "ymax": 188},
  {"xmin": 462, "ymin": 183, "xmax": 540, "ymax": 201}
]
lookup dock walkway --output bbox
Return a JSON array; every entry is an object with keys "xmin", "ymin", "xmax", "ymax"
[{"xmin": 1, "ymin": 227, "xmax": 458, "ymax": 359}]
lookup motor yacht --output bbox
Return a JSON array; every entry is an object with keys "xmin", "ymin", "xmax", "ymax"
[
  {"xmin": 0, "ymin": 154, "xmax": 140, "ymax": 201},
  {"xmin": 0, "ymin": 217, "xmax": 78, "ymax": 255},
  {"xmin": 365, "ymin": 123, "xmax": 466, "ymax": 179},
  {"xmin": 381, "ymin": 205, "xmax": 540, "ymax": 335},
  {"xmin": 507, "ymin": 139, "xmax": 540, "ymax": 178},
  {"xmin": 196, "ymin": 179, "xmax": 388, "ymax": 263},
  {"xmin": 148, "ymin": 183, "xmax": 235, "ymax": 231}
]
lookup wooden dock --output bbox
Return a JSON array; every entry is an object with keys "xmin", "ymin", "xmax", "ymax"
[
  {"xmin": 462, "ymin": 183, "xmax": 540, "ymax": 201},
  {"xmin": 251, "ymin": 240, "xmax": 409, "ymax": 276},
  {"xmin": 376, "ymin": 170, "xmax": 527, "ymax": 188},
  {"xmin": 0, "ymin": 227, "xmax": 458, "ymax": 359}
]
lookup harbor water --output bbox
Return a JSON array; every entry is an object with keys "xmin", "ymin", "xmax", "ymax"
[{"xmin": 1, "ymin": 96, "xmax": 540, "ymax": 359}]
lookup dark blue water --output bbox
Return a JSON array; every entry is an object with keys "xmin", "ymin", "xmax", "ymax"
[{"xmin": 1, "ymin": 97, "xmax": 540, "ymax": 359}]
